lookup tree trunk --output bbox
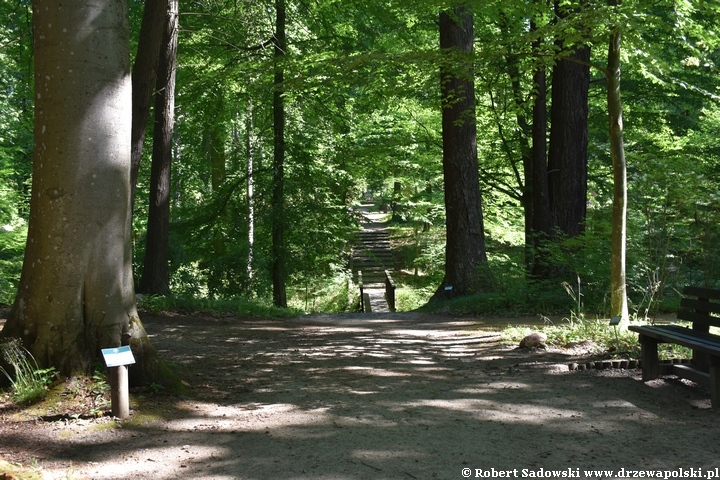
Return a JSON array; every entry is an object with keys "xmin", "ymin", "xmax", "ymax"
[
  {"xmin": 547, "ymin": 2, "xmax": 590, "ymax": 240},
  {"xmin": 272, "ymin": 0, "xmax": 287, "ymax": 307},
  {"xmin": 130, "ymin": 0, "xmax": 169, "ymax": 207},
  {"xmin": 530, "ymin": 18, "xmax": 552, "ymax": 278},
  {"xmin": 3, "ymin": 0, "xmax": 171, "ymax": 387},
  {"xmin": 498, "ymin": 13, "xmax": 534, "ymax": 272},
  {"xmin": 431, "ymin": 6, "xmax": 493, "ymax": 301},
  {"xmin": 138, "ymin": 0, "xmax": 178, "ymax": 296},
  {"xmin": 607, "ymin": 0, "xmax": 629, "ymax": 322},
  {"xmin": 246, "ymin": 103, "xmax": 256, "ymax": 287},
  {"xmin": 548, "ymin": 45, "xmax": 590, "ymax": 239},
  {"xmin": 202, "ymin": 94, "xmax": 228, "ymax": 297}
]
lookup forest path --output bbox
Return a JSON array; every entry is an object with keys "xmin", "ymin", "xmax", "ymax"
[
  {"xmin": 2, "ymin": 311, "xmax": 718, "ymax": 479},
  {"xmin": 351, "ymin": 204, "xmax": 395, "ymax": 312}
]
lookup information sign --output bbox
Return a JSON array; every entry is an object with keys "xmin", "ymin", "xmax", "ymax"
[{"xmin": 101, "ymin": 346, "xmax": 136, "ymax": 368}]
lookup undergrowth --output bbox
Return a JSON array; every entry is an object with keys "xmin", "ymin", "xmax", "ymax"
[
  {"xmin": 0, "ymin": 338, "xmax": 56, "ymax": 405},
  {"xmin": 501, "ymin": 317, "xmax": 693, "ymax": 361},
  {"xmin": 137, "ymin": 294, "xmax": 300, "ymax": 318}
]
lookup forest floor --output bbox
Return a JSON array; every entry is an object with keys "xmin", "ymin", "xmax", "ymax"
[{"xmin": 1, "ymin": 310, "xmax": 720, "ymax": 480}]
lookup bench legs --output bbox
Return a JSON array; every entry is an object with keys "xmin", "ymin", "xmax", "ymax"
[
  {"xmin": 639, "ymin": 335, "xmax": 719, "ymax": 410},
  {"xmin": 639, "ymin": 336, "xmax": 659, "ymax": 382}
]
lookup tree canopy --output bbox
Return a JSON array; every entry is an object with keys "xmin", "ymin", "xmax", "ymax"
[{"xmin": 0, "ymin": 0, "xmax": 718, "ymax": 320}]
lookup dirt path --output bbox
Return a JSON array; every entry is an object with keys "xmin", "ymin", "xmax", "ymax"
[{"xmin": 2, "ymin": 312, "xmax": 719, "ymax": 479}]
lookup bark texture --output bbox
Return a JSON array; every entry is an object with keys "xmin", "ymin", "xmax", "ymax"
[
  {"xmin": 433, "ymin": 7, "xmax": 493, "ymax": 300},
  {"xmin": 607, "ymin": 0, "xmax": 629, "ymax": 321},
  {"xmin": 139, "ymin": 0, "xmax": 178, "ymax": 296},
  {"xmin": 547, "ymin": 45, "xmax": 590, "ymax": 239},
  {"xmin": 2, "ymin": 0, "xmax": 171, "ymax": 387},
  {"xmin": 130, "ymin": 0, "xmax": 170, "ymax": 206},
  {"xmin": 272, "ymin": 0, "xmax": 287, "ymax": 308}
]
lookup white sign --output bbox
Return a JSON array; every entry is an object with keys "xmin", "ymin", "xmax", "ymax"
[{"xmin": 102, "ymin": 346, "xmax": 136, "ymax": 368}]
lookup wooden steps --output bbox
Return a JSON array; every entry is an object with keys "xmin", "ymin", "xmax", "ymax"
[{"xmin": 351, "ymin": 207, "xmax": 396, "ymax": 312}]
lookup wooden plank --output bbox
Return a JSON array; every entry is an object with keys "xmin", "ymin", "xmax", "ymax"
[
  {"xmin": 680, "ymin": 297, "xmax": 720, "ymax": 316},
  {"xmin": 656, "ymin": 325, "xmax": 720, "ymax": 343},
  {"xmin": 676, "ymin": 310, "xmax": 716, "ymax": 329},
  {"xmin": 362, "ymin": 293, "xmax": 372, "ymax": 312},
  {"xmin": 629, "ymin": 326, "xmax": 720, "ymax": 355},
  {"xmin": 671, "ymin": 364, "xmax": 710, "ymax": 386},
  {"xmin": 683, "ymin": 286, "xmax": 720, "ymax": 301}
]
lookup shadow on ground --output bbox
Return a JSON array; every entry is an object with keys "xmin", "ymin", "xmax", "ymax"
[{"xmin": 2, "ymin": 312, "xmax": 719, "ymax": 479}]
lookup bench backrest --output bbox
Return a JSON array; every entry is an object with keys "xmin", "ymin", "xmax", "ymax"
[{"xmin": 677, "ymin": 286, "xmax": 720, "ymax": 331}]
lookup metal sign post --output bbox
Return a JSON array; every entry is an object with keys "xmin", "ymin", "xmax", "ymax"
[{"xmin": 101, "ymin": 346, "xmax": 136, "ymax": 419}]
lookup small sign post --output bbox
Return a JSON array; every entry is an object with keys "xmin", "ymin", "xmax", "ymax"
[{"xmin": 101, "ymin": 346, "xmax": 136, "ymax": 419}]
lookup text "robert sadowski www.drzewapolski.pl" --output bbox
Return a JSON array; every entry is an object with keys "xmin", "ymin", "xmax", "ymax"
[{"xmin": 462, "ymin": 468, "xmax": 720, "ymax": 479}]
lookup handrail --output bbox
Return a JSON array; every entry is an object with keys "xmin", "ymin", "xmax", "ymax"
[
  {"xmin": 358, "ymin": 271, "xmax": 364, "ymax": 313},
  {"xmin": 384, "ymin": 269, "xmax": 396, "ymax": 312}
]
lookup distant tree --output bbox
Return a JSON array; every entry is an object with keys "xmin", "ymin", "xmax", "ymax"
[
  {"xmin": 606, "ymin": 0, "xmax": 628, "ymax": 321},
  {"xmin": 130, "ymin": 0, "xmax": 169, "ymax": 206},
  {"xmin": 1, "ymin": 0, "xmax": 168, "ymax": 386},
  {"xmin": 521, "ymin": 0, "xmax": 591, "ymax": 279},
  {"xmin": 529, "ymin": 11, "xmax": 552, "ymax": 279},
  {"xmin": 139, "ymin": 0, "xmax": 178, "ymax": 295},
  {"xmin": 432, "ymin": 5, "xmax": 494, "ymax": 300},
  {"xmin": 547, "ymin": 3, "xmax": 590, "ymax": 241},
  {"xmin": 272, "ymin": 0, "xmax": 288, "ymax": 307}
]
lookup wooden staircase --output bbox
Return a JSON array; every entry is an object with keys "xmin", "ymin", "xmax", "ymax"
[{"xmin": 351, "ymin": 208, "xmax": 396, "ymax": 312}]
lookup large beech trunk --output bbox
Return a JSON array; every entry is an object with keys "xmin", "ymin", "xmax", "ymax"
[{"xmin": 2, "ymin": 0, "xmax": 169, "ymax": 387}]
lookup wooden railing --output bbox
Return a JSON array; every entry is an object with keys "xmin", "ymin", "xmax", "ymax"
[
  {"xmin": 358, "ymin": 270, "xmax": 396, "ymax": 312},
  {"xmin": 385, "ymin": 269, "xmax": 396, "ymax": 312},
  {"xmin": 358, "ymin": 271, "xmax": 365, "ymax": 313}
]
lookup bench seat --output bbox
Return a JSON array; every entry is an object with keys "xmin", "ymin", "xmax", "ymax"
[{"xmin": 629, "ymin": 286, "xmax": 720, "ymax": 409}]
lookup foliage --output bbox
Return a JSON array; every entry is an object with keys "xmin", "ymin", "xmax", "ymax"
[
  {"xmin": 58, "ymin": 371, "xmax": 111, "ymax": 418},
  {"xmin": 289, "ymin": 267, "xmax": 358, "ymax": 313},
  {"xmin": 136, "ymin": 294, "xmax": 300, "ymax": 318},
  {"xmin": 0, "ymin": 338, "xmax": 56, "ymax": 405},
  {"xmin": 395, "ymin": 285, "xmax": 435, "ymax": 312},
  {"xmin": 0, "ymin": 0, "xmax": 719, "ymax": 315},
  {"xmin": 0, "ymin": 460, "xmax": 45, "ymax": 480},
  {"xmin": 0, "ymin": 219, "xmax": 26, "ymax": 304}
]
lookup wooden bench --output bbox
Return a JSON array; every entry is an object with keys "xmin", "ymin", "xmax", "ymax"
[{"xmin": 629, "ymin": 286, "xmax": 720, "ymax": 408}]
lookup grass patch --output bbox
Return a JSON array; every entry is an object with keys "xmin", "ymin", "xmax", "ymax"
[
  {"xmin": 501, "ymin": 317, "xmax": 693, "ymax": 361},
  {"xmin": 501, "ymin": 317, "xmax": 639, "ymax": 358},
  {"xmin": 6, "ymin": 372, "xmax": 111, "ymax": 421},
  {"xmin": 0, "ymin": 338, "xmax": 56, "ymax": 405},
  {"xmin": 395, "ymin": 285, "xmax": 435, "ymax": 311}
]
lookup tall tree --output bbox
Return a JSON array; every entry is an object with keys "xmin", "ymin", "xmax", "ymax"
[
  {"xmin": 547, "ymin": 1, "xmax": 591, "ymax": 241},
  {"xmin": 130, "ymin": 0, "xmax": 169, "ymax": 206},
  {"xmin": 432, "ymin": 5, "xmax": 493, "ymax": 300},
  {"xmin": 138, "ymin": 0, "xmax": 178, "ymax": 295},
  {"xmin": 529, "ymin": 12, "xmax": 552, "ymax": 279},
  {"xmin": 1, "ymin": 0, "xmax": 166, "ymax": 386},
  {"xmin": 606, "ymin": 0, "xmax": 628, "ymax": 321},
  {"xmin": 272, "ymin": 0, "xmax": 288, "ymax": 307}
]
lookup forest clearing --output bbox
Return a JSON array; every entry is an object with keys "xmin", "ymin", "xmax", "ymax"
[{"xmin": 1, "ymin": 310, "xmax": 719, "ymax": 479}]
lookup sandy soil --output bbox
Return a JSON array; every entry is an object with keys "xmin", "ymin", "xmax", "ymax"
[{"xmin": 1, "ymin": 311, "xmax": 719, "ymax": 480}]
